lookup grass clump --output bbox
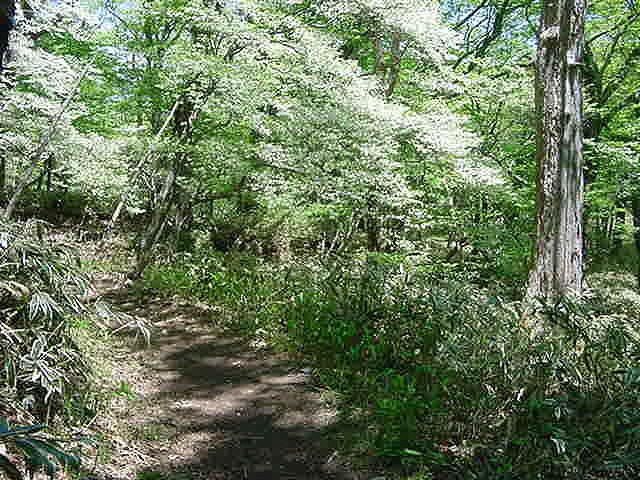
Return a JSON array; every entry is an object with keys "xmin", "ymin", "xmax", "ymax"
[{"xmin": 0, "ymin": 221, "xmax": 92, "ymax": 420}]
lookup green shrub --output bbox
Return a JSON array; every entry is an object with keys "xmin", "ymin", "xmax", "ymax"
[
  {"xmin": 141, "ymin": 248, "xmax": 640, "ymax": 478},
  {"xmin": 0, "ymin": 418, "xmax": 80, "ymax": 479},
  {"xmin": 430, "ymin": 292, "xmax": 640, "ymax": 479},
  {"xmin": 0, "ymin": 221, "xmax": 106, "ymax": 423}
]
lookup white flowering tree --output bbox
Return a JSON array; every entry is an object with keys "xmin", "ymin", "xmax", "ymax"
[
  {"xmin": 0, "ymin": 0, "xmax": 134, "ymax": 219},
  {"xmin": 86, "ymin": 0, "xmax": 477, "ymax": 273}
]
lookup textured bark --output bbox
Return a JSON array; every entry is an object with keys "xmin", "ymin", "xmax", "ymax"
[
  {"xmin": 633, "ymin": 197, "xmax": 640, "ymax": 288},
  {"xmin": 0, "ymin": 155, "xmax": 5, "ymax": 203},
  {"xmin": 373, "ymin": 36, "xmax": 386, "ymax": 76},
  {"xmin": 525, "ymin": 0, "xmax": 585, "ymax": 310},
  {"xmin": 385, "ymin": 31, "xmax": 402, "ymax": 98},
  {"xmin": 134, "ymin": 162, "xmax": 177, "ymax": 277},
  {"xmin": 373, "ymin": 31, "xmax": 404, "ymax": 98},
  {"xmin": 0, "ymin": 0, "xmax": 15, "ymax": 71}
]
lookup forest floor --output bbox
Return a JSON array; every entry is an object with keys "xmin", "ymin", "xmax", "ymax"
[{"xmin": 89, "ymin": 271, "xmax": 362, "ymax": 480}]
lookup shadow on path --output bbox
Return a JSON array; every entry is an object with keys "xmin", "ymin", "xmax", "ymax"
[{"xmin": 97, "ymin": 278, "xmax": 358, "ymax": 480}]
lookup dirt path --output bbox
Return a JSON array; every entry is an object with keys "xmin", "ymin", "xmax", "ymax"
[{"xmin": 92, "ymin": 275, "xmax": 359, "ymax": 480}]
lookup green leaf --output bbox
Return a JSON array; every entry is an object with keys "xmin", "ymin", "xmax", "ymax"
[
  {"xmin": 0, "ymin": 425, "xmax": 47, "ymax": 439},
  {"xmin": 27, "ymin": 438, "xmax": 80, "ymax": 468},
  {"xmin": 402, "ymin": 448, "xmax": 423, "ymax": 456},
  {"xmin": 13, "ymin": 439, "xmax": 57, "ymax": 477}
]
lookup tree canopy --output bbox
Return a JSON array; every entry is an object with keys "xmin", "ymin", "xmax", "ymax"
[{"xmin": 1, "ymin": 0, "xmax": 640, "ymax": 478}]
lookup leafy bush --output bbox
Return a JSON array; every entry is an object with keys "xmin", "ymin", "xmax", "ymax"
[
  {"xmin": 280, "ymin": 254, "xmax": 467, "ymax": 460},
  {"xmin": 143, "ymin": 251, "xmax": 282, "ymax": 329},
  {"xmin": 0, "ymin": 221, "xmax": 95, "ymax": 421},
  {"xmin": 0, "ymin": 418, "xmax": 80, "ymax": 480},
  {"xmin": 420, "ymin": 288, "xmax": 640, "ymax": 479},
  {"xmin": 142, "ymin": 249, "xmax": 640, "ymax": 478}
]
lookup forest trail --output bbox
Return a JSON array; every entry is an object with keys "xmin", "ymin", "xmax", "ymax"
[{"xmin": 92, "ymin": 274, "xmax": 358, "ymax": 480}]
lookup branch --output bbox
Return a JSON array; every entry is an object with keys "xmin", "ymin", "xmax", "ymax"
[
  {"xmin": 454, "ymin": 0, "xmax": 489, "ymax": 30},
  {"xmin": 104, "ymin": 96, "xmax": 183, "ymax": 234},
  {"xmin": 3, "ymin": 60, "xmax": 93, "ymax": 220}
]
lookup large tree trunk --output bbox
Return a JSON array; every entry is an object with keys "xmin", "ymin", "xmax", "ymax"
[
  {"xmin": 632, "ymin": 197, "xmax": 640, "ymax": 288},
  {"xmin": 525, "ymin": 0, "xmax": 586, "ymax": 312}
]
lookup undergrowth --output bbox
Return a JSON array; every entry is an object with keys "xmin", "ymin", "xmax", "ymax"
[
  {"xmin": 0, "ymin": 220, "xmax": 95, "ymax": 423},
  {"xmin": 142, "ymin": 250, "xmax": 640, "ymax": 479},
  {"xmin": 0, "ymin": 221, "xmax": 144, "ymax": 431}
]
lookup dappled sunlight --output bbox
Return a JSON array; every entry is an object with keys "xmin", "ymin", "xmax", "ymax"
[
  {"xmin": 1, "ymin": 0, "xmax": 638, "ymax": 479},
  {"xmin": 95, "ymin": 278, "xmax": 355, "ymax": 479}
]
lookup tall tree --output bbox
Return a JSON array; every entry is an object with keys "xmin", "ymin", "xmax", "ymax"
[
  {"xmin": 0, "ymin": 0, "xmax": 15, "ymax": 71},
  {"xmin": 525, "ymin": 0, "xmax": 586, "ymax": 311}
]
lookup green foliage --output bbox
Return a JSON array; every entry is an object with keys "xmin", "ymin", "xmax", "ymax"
[
  {"xmin": 143, "ymin": 250, "xmax": 280, "ymax": 330},
  {"xmin": 3, "ymin": 0, "xmax": 640, "ymax": 478},
  {"xmin": 0, "ymin": 221, "xmax": 109, "ymax": 423},
  {"xmin": 35, "ymin": 32, "xmax": 94, "ymax": 59},
  {"xmin": 137, "ymin": 472, "xmax": 165, "ymax": 480},
  {"xmin": 0, "ymin": 418, "xmax": 80, "ymax": 480},
  {"xmin": 0, "ymin": 221, "xmax": 86, "ymax": 407},
  {"xmin": 142, "ymin": 249, "xmax": 640, "ymax": 477},
  {"xmin": 114, "ymin": 381, "xmax": 136, "ymax": 400}
]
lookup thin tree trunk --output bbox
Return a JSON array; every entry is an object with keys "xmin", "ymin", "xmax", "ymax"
[
  {"xmin": 44, "ymin": 153, "xmax": 53, "ymax": 193},
  {"xmin": 524, "ymin": 0, "xmax": 586, "ymax": 315},
  {"xmin": 0, "ymin": 154, "xmax": 5, "ymax": 204},
  {"xmin": 133, "ymin": 96, "xmax": 203, "ymax": 276},
  {"xmin": 134, "ymin": 160, "xmax": 177, "ymax": 277},
  {"xmin": 132, "ymin": 78, "xmax": 214, "ymax": 276},
  {"xmin": 3, "ymin": 60, "xmax": 91, "ymax": 220},
  {"xmin": 385, "ymin": 31, "xmax": 403, "ymax": 98},
  {"xmin": 366, "ymin": 196, "xmax": 381, "ymax": 252},
  {"xmin": 612, "ymin": 200, "xmax": 626, "ymax": 249},
  {"xmin": 105, "ymin": 96, "xmax": 182, "ymax": 235},
  {"xmin": 373, "ymin": 36, "xmax": 386, "ymax": 76}
]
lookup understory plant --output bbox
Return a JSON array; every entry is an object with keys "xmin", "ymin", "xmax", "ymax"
[
  {"xmin": 0, "ymin": 418, "xmax": 80, "ymax": 480},
  {"xmin": 143, "ymin": 249, "xmax": 640, "ymax": 478},
  {"xmin": 0, "ymin": 220, "xmax": 99, "ymax": 423}
]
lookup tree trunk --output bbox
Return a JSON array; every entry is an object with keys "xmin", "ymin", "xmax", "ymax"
[
  {"xmin": 632, "ymin": 197, "xmax": 640, "ymax": 288},
  {"xmin": 524, "ymin": 0, "xmax": 586, "ymax": 313},
  {"xmin": 3, "ymin": 59, "xmax": 91, "ymax": 220},
  {"xmin": 385, "ymin": 31, "xmax": 403, "ymax": 98},
  {"xmin": 373, "ymin": 36, "xmax": 386, "ymax": 76},
  {"xmin": 0, "ymin": 154, "xmax": 5, "ymax": 204},
  {"xmin": 105, "ymin": 97, "xmax": 182, "ymax": 235},
  {"xmin": 133, "ymin": 95, "xmax": 202, "ymax": 276},
  {"xmin": 134, "ymin": 160, "xmax": 177, "ymax": 277},
  {"xmin": 0, "ymin": 0, "xmax": 15, "ymax": 72},
  {"xmin": 612, "ymin": 200, "xmax": 626, "ymax": 250},
  {"xmin": 365, "ymin": 196, "xmax": 380, "ymax": 252}
]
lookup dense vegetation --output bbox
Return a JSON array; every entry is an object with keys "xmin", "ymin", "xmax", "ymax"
[{"xmin": 1, "ymin": 0, "xmax": 640, "ymax": 478}]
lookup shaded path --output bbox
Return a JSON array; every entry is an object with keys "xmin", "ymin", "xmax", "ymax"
[{"xmin": 94, "ymin": 276, "xmax": 358, "ymax": 480}]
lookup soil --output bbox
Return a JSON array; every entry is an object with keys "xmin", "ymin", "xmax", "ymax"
[{"xmin": 90, "ymin": 274, "xmax": 360, "ymax": 480}]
